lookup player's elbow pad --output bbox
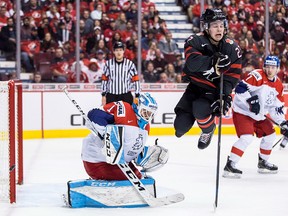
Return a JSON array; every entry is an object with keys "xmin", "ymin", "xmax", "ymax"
[{"xmin": 87, "ymin": 108, "xmax": 114, "ymax": 126}]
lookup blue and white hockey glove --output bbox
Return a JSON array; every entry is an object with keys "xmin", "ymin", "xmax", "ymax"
[{"xmin": 135, "ymin": 139, "xmax": 169, "ymax": 172}]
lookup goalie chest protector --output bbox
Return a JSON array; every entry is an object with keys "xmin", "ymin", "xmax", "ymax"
[{"xmin": 67, "ymin": 177, "xmax": 156, "ymax": 208}]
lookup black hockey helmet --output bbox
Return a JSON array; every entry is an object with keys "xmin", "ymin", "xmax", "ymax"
[
  {"xmin": 201, "ymin": 8, "xmax": 228, "ymax": 30},
  {"xmin": 113, "ymin": 41, "xmax": 125, "ymax": 50}
]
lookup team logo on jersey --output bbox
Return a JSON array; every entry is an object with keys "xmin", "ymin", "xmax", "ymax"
[
  {"xmin": 132, "ymin": 134, "xmax": 144, "ymax": 151},
  {"xmin": 127, "ymin": 134, "xmax": 144, "ymax": 156},
  {"xmin": 265, "ymin": 91, "xmax": 276, "ymax": 105},
  {"xmin": 203, "ymin": 67, "xmax": 219, "ymax": 81},
  {"xmin": 225, "ymin": 38, "xmax": 234, "ymax": 44},
  {"xmin": 116, "ymin": 101, "xmax": 125, "ymax": 117}
]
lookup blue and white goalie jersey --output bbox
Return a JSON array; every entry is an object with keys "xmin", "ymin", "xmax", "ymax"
[{"xmin": 81, "ymin": 125, "xmax": 148, "ymax": 163}]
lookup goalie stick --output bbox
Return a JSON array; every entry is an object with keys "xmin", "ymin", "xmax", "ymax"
[{"xmin": 62, "ymin": 86, "xmax": 184, "ymax": 207}]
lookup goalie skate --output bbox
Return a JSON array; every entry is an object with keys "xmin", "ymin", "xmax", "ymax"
[
  {"xmin": 222, "ymin": 156, "xmax": 242, "ymax": 179},
  {"xmin": 257, "ymin": 154, "xmax": 278, "ymax": 174}
]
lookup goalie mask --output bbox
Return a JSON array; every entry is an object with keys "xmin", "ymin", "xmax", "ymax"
[
  {"xmin": 133, "ymin": 93, "xmax": 158, "ymax": 129},
  {"xmin": 264, "ymin": 55, "xmax": 280, "ymax": 80}
]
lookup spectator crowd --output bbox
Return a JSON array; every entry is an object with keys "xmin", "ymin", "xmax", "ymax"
[{"xmin": 0, "ymin": 0, "xmax": 287, "ymax": 84}]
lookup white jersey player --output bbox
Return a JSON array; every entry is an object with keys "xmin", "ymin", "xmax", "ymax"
[
  {"xmin": 81, "ymin": 92, "xmax": 169, "ymax": 180},
  {"xmin": 223, "ymin": 55, "xmax": 288, "ymax": 178}
]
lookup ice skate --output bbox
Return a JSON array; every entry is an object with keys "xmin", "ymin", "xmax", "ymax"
[
  {"xmin": 198, "ymin": 125, "xmax": 215, "ymax": 149},
  {"xmin": 222, "ymin": 156, "xmax": 242, "ymax": 179},
  {"xmin": 257, "ymin": 154, "xmax": 278, "ymax": 174}
]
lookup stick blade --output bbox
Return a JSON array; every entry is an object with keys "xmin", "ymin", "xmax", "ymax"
[{"xmin": 148, "ymin": 193, "xmax": 185, "ymax": 207}]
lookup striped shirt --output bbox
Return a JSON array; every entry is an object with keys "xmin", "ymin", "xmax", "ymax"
[{"xmin": 101, "ymin": 58, "xmax": 140, "ymax": 95}]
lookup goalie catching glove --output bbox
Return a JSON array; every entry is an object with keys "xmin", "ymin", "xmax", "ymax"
[{"xmin": 135, "ymin": 140, "xmax": 169, "ymax": 172}]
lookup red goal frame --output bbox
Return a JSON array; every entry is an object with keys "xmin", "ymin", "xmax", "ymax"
[{"xmin": 1, "ymin": 80, "xmax": 23, "ymax": 203}]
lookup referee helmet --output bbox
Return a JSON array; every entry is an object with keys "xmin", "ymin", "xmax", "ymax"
[{"xmin": 113, "ymin": 41, "xmax": 125, "ymax": 50}]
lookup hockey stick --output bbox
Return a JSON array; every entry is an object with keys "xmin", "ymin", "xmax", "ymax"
[
  {"xmin": 61, "ymin": 86, "xmax": 184, "ymax": 207},
  {"xmin": 263, "ymin": 114, "xmax": 286, "ymax": 149},
  {"xmin": 214, "ymin": 72, "xmax": 224, "ymax": 210},
  {"xmin": 273, "ymin": 136, "xmax": 284, "ymax": 148}
]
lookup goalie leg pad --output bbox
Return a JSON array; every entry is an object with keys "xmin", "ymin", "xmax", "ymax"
[{"xmin": 66, "ymin": 177, "xmax": 156, "ymax": 208}]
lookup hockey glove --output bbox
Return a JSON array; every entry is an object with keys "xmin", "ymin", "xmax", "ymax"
[
  {"xmin": 135, "ymin": 139, "xmax": 169, "ymax": 172},
  {"xmin": 280, "ymin": 121, "xmax": 288, "ymax": 138},
  {"xmin": 246, "ymin": 95, "xmax": 260, "ymax": 115},
  {"xmin": 211, "ymin": 95, "xmax": 232, "ymax": 117},
  {"xmin": 213, "ymin": 52, "xmax": 231, "ymax": 75}
]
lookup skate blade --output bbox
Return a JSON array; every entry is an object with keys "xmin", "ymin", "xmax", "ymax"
[
  {"xmin": 257, "ymin": 169, "xmax": 278, "ymax": 174},
  {"xmin": 222, "ymin": 171, "xmax": 241, "ymax": 179}
]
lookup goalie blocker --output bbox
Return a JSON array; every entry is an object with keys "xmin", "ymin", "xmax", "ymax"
[{"xmin": 65, "ymin": 177, "xmax": 156, "ymax": 208}]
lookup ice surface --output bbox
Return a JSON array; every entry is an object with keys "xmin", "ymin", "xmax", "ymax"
[{"xmin": 2, "ymin": 135, "xmax": 288, "ymax": 216}]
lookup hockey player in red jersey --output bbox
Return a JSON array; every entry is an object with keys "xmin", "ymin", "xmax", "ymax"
[
  {"xmin": 174, "ymin": 8, "xmax": 242, "ymax": 149},
  {"xmin": 223, "ymin": 55, "xmax": 288, "ymax": 178},
  {"xmin": 81, "ymin": 93, "xmax": 169, "ymax": 180}
]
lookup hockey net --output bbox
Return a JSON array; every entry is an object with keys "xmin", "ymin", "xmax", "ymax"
[{"xmin": 0, "ymin": 80, "xmax": 23, "ymax": 203}]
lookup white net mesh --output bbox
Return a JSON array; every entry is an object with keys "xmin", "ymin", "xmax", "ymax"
[{"xmin": 0, "ymin": 81, "xmax": 10, "ymax": 202}]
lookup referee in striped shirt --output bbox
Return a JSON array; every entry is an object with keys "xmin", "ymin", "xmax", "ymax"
[{"xmin": 101, "ymin": 41, "xmax": 140, "ymax": 105}]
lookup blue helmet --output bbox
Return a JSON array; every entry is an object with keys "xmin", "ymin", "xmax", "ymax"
[
  {"xmin": 133, "ymin": 93, "xmax": 158, "ymax": 129},
  {"xmin": 264, "ymin": 55, "xmax": 280, "ymax": 67}
]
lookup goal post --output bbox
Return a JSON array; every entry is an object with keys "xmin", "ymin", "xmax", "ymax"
[{"xmin": 0, "ymin": 80, "xmax": 23, "ymax": 203}]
